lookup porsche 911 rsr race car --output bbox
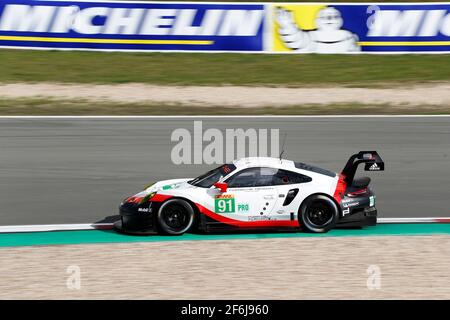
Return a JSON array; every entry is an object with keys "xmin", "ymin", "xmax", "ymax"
[{"xmin": 114, "ymin": 151, "xmax": 384, "ymax": 235}]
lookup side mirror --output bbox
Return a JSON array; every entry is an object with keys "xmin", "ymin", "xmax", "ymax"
[{"xmin": 213, "ymin": 182, "xmax": 228, "ymax": 193}]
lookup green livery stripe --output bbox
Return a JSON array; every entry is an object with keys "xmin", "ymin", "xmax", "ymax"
[{"xmin": 1, "ymin": 224, "xmax": 450, "ymax": 248}]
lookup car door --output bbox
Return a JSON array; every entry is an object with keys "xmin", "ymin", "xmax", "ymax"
[
  {"xmin": 222, "ymin": 167, "xmax": 279, "ymax": 222},
  {"xmin": 269, "ymin": 169, "xmax": 313, "ymax": 221}
]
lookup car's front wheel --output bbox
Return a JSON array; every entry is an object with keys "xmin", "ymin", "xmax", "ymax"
[
  {"xmin": 157, "ymin": 199, "xmax": 195, "ymax": 235},
  {"xmin": 299, "ymin": 195, "xmax": 339, "ymax": 233}
]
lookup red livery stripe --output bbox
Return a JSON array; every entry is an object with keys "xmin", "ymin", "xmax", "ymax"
[
  {"xmin": 333, "ymin": 174, "xmax": 347, "ymax": 204},
  {"xmin": 151, "ymin": 194, "xmax": 173, "ymax": 202}
]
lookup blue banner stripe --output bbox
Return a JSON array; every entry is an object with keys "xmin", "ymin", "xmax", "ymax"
[
  {"xmin": 0, "ymin": 1, "xmax": 449, "ymax": 53},
  {"xmin": 0, "ymin": 0, "xmax": 265, "ymax": 51}
]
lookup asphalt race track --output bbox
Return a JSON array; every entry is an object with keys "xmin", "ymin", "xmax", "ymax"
[{"xmin": 0, "ymin": 116, "xmax": 449, "ymax": 226}]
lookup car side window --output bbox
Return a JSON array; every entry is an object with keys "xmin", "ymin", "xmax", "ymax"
[
  {"xmin": 255, "ymin": 168, "xmax": 311, "ymax": 186},
  {"xmin": 225, "ymin": 168, "xmax": 260, "ymax": 188},
  {"xmin": 271, "ymin": 169, "xmax": 312, "ymax": 185},
  {"xmin": 255, "ymin": 167, "xmax": 279, "ymax": 186},
  {"xmin": 226, "ymin": 167, "xmax": 311, "ymax": 188}
]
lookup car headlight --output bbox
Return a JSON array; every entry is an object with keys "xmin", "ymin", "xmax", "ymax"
[
  {"xmin": 124, "ymin": 195, "xmax": 145, "ymax": 204},
  {"xmin": 142, "ymin": 192, "xmax": 157, "ymax": 203},
  {"xmin": 124, "ymin": 191, "xmax": 156, "ymax": 205}
]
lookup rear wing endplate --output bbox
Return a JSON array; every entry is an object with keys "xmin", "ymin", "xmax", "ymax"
[{"xmin": 341, "ymin": 151, "xmax": 384, "ymax": 185}]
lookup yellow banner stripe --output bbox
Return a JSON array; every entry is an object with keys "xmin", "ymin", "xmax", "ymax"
[
  {"xmin": 0, "ymin": 35, "xmax": 213, "ymax": 45},
  {"xmin": 358, "ymin": 41, "xmax": 450, "ymax": 46}
]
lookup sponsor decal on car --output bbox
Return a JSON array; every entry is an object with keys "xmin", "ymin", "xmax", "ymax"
[
  {"xmin": 162, "ymin": 183, "xmax": 181, "ymax": 190},
  {"xmin": 342, "ymin": 199, "xmax": 360, "ymax": 215},
  {"xmin": 214, "ymin": 194, "xmax": 236, "ymax": 214},
  {"xmin": 248, "ymin": 215, "xmax": 273, "ymax": 221},
  {"xmin": 342, "ymin": 200, "xmax": 360, "ymax": 208},
  {"xmin": 237, "ymin": 203, "xmax": 250, "ymax": 212}
]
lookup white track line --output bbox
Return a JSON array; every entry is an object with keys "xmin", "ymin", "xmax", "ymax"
[
  {"xmin": 378, "ymin": 217, "xmax": 450, "ymax": 224},
  {"xmin": 0, "ymin": 223, "xmax": 113, "ymax": 233},
  {"xmin": 0, "ymin": 218, "xmax": 449, "ymax": 233},
  {"xmin": 0, "ymin": 115, "xmax": 450, "ymax": 119}
]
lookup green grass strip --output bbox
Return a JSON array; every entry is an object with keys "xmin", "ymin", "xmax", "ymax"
[
  {"xmin": 1, "ymin": 223, "xmax": 450, "ymax": 248},
  {"xmin": 0, "ymin": 50, "xmax": 448, "ymax": 87},
  {"xmin": 0, "ymin": 98, "xmax": 449, "ymax": 115}
]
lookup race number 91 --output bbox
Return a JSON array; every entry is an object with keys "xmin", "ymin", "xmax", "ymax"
[{"xmin": 215, "ymin": 197, "xmax": 235, "ymax": 213}]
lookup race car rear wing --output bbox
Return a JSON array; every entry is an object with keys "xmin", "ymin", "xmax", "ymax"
[{"xmin": 341, "ymin": 151, "xmax": 384, "ymax": 185}]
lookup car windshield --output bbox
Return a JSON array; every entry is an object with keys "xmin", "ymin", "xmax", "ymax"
[{"xmin": 188, "ymin": 164, "xmax": 236, "ymax": 188}]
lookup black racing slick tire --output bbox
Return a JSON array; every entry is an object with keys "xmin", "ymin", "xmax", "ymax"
[
  {"xmin": 299, "ymin": 195, "xmax": 339, "ymax": 233},
  {"xmin": 157, "ymin": 199, "xmax": 195, "ymax": 235}
]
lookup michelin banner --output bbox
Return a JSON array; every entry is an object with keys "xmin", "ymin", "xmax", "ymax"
[
  {"xmin": 272, "ymin": 3, "xmax": 450, "ymax": 53},
  {"xmin": 0, "ymin": 0, "xmax": 266, "ymax": 51},
  {"xmin": 0, "ymin": 1, "xmax": 448, "ymax": 53}
]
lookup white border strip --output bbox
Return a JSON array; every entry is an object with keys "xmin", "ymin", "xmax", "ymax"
[
  {"xmin": 0, "ymin": 223, "xmax": 113, "ymax": 233},
  {"xmin": 378, "ymin": 217, "xmax": 450, "ymax": 224},
  {"xmin": 1, "ymin": 218, "xmax": 449, "ymax": 233}
]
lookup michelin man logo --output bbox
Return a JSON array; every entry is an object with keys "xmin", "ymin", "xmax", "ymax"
[{"xmin": 276, "ymin": 6, "xmax": 360, "ymax": 53}]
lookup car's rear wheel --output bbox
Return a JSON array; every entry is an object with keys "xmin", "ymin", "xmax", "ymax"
[
  {"xmin": 299, "ymin": 195, "xmax": 339, "ymax": 233},
  {"xmin": 157, "ymin": 199, "xmax": 195, "ymax": 235}
]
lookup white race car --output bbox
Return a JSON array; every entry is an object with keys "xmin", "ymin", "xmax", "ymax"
[{"xmin": 114, "ymin": 151, "xmax": 384, "ymax": 235}]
